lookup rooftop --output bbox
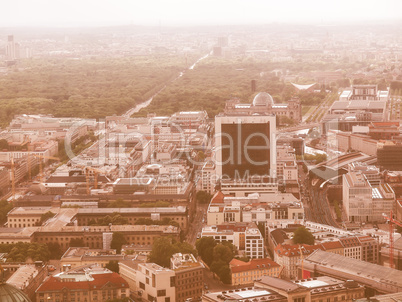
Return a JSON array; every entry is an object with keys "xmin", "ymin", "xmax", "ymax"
[
  {"xmin": 230, "ymin": 258, "xmax": 280, "ymax": 273},
  {"xmin": 36, "ymin": 272, "xmax": 128, "ymax": 292},
  {"xmin": 303, "ymin": 250, "xmax": 402, "ymax": 292}
]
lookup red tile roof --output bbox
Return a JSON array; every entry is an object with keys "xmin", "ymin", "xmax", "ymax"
[
  {"xmin": 320, "ymin": 241, "xmax": 343, "ymax": 250},
  {"xmin": 230, "ymin": 258, "xmax": 280, "ymax": 273},
  {"xmin": 211, "ymin": 191, "xmax": 225, "ymax": 204},
  {"xmin": 36, "ymin": 273, "xmax": 128, "ymax": 292},
  {"xmin": 274, "ymin": 244, "xmax": 323, "ymax": 257}
]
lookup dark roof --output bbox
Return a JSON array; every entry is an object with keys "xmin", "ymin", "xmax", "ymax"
[{"xmin": 270, "ymin": 229, "xmax": 288, "ymax": 245}]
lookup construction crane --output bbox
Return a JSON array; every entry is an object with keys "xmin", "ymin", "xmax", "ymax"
[
  {"xmin": 31, "ymin": 155, "xmax": 60, "ymax": 183},
  {"xmin": 383, "ymin": 210, "xmax": 402, "ymax": 269},
  {"xmin": 72, "ymin": 164, "xmax": 105, "ymax": 194}
]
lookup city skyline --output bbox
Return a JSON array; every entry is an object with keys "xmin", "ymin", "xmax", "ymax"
[{"xmin": 1, "ymin": 0, "xmax": 402, "ymax": 28}]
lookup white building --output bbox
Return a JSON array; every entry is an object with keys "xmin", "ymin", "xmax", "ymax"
[
  {"xmin": 201, "ymin": 222, "xmax": 265, "ymax": 259},
  {"xmin": 343, "ymin": 171, "xmax": 395, "ymax": 222},
  {"xmin": 200, "ymin": 160, "xmax": 216, "ymax": 195}
]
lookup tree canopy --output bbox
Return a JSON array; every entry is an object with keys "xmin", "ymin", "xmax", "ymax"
[
  {"xmin": 88, "ymin": 213, "xmax": 129, "ymax": 226},
  {"xmin": 111, "ymin": 232, "xmax": 127, "ymax": 254},
  {"xmin": 148, "ymin": 236, "xmax": 197, "ymax": 268},
  {"xmin": 293, "ymin": 226, "xmax": 315, "ymax": 245},
  {"xmin": 196, "ymin": 237, "xmax": 235, "ymax": 284},
  {"xmin": 0, "ymin": 55, "xmax": 197, "ymax": 127},
  {"xmin": 196, "ymin": 190, "xmax": 212, "ymax": 204},
  {"xmin": 0, "ymin": 242, "xmax": 50, "ymax": 262}
]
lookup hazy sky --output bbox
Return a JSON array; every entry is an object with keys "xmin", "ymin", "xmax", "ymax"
[{"xmin": 2, "ymin": 0, "xmax": 402, "ymax": 27}]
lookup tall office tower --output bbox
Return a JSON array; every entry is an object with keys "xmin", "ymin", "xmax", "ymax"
[
  {"xmin": 6, "ymin": 35, "xmax": 17, "ymax": 61},
  {"xmin": 215, "ymin": 108, "xmax": 277, "ymax": 197}
]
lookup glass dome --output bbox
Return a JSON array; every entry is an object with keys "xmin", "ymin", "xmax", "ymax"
[
  {"xmin": 252, "ymin": 92, "xmax": 274, "ymax": 107},
  {"xmin": 0, "ymin": 283, "xmax": 31, "ymax": 302}
]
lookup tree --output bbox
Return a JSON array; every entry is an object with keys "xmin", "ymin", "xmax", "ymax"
[
  {"xmin": 35, "ymin": 211, "xmax": 55, "ymax": 226},
  {"xmin": 88, "ymin": 213, "xmax": 129, "ymax": 226},
  {"xmin": 0, "ymin": 200, "xmax": 13, "ymax": 225},
  {"xmin": 196, "ymin": 190, "xmax": 212, "ymax": 204},
  {"xmin": 148, "ymin": 237, "xmax": 197, "ymax": 268},
  {"xmin": 105, "ymin": 260, "xmax": 119, "ymax": 273},
  {"xmin": 111, "ymin": 232, "xmax": 127, "ymax": 254},
  {"xmin": 106, "ymin": 199, "xmax": 132, "ymax": 208},
  {"xmin": 196, "ymin": 237, "xmax": 217, "ymax": 266},
  {"xmin": 148, "ymin": 237, "xmax": 178, "ymax": 267},
  {"xmin": 6, "ymin": 242, "xmax": 50, "ymax": 262},
  {"xmin": 293, "ymin": 226, "xmax": 315, "ymax": 245},
  {"xmin": 47, "ymin": 242, "xmax": 62, "ymax": 260},
  {"xmin": 213, "ymin": 244, "xmax": 233, "ymax": 263},
  {"xmin": 0, "ymin": 139, "xmax": 8, "ymax": 150}
]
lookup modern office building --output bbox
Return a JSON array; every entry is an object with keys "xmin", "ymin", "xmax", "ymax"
[
  {"xmin": 342, "ymin": 171, "xmax": 395, "ymax": 222},
  {"xmin": 136, "ymin": 263, "xmax": 176, "ymax": 302},
  {"xmin": 215, "ymin": 98, "xmax": 277, "ymax": 196}
]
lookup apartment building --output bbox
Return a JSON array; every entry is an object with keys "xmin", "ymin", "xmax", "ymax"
[
  {"xmin": 274, "ymin": 244, "xmax": 319, "ymax": 279},
  {"xmin": 230, "ymin": 258, "xmax": 281, "ymax": 285},
  {"xmin": 201, "ymin": 222, "xmax": 265, "ymax": 259},
  {"xmin": 170, "ymin": 253, "xmax": 203, "ymax": 302}
]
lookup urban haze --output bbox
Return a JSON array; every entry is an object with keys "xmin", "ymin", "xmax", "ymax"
[{"xmin": 0, "ymin": 1, "xmax": 401, "ymax": 302}]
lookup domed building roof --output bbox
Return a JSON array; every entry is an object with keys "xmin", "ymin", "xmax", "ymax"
[
  {"xmin": 252, "ymin": 92, "xmax": 274, "ymax": 107},
  {"xmin": 0, "ymin": 283, "xmax": 31, "ymax": 302}
]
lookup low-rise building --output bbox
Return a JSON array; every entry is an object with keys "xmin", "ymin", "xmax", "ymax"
[
  {"xmin": 203, "ymin": 276, "xmax": 365, "ymax": 302},
  {"xmin": 230, "ymin": 258, "xmax": 281, "ymax": 285},
  {"xmin": 60, "ymin": 247, "xmax": 127, "ymax": 269},
  {"xmin": 201, "ymin": 222, "xmax": 265, "ymax": 259},
  {"xmin": 274, "ymin": 244, "xmax": 320, "ymax": 279},
  {"xmin": 7, "ymin": 264, "xmax": 47, "ymax": 302},
  {"xmin": 36, "ymin": 267, "xmax": 129, "ymax": 302},
  {"xmin": 76, "ymin": 206, "xmax": 188, "ymax": 230},
  {"xmin": 7, "ymin": 207, "xmax": 54, "ymax": 228}
]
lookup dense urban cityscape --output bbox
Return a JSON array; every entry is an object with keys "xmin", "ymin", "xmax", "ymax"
[{"xmin": 0, "ymin": 1, "xmax": 402, "ymax": 302}]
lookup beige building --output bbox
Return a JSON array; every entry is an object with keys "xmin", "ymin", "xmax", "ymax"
[
  {"xmin": 0, "ymin": 166, "xmax": 10, "ymax": 197},
  {"xmin": 36, "ymin": 267, "xmax": 129, "ymax": 302},
  {"xmin": 171, "ymin": 253, "xmax": 203, "ymax": 302},
  {"xmin": 200, "ymin": 160, "xmax": 216, "ymax": 195},
  {"xmin": 230, "ymin": 258, "xmax": 281, "ymax": 285},
  {"xmin": 203, "ymin": 276, "xmax": 365, "ymax": 302},
  {"xmin": 343, "ymin": 171, "xmax": 395, "ymax": 222},
  {"xmin": 137, "ymin": 263, "xmax": 176, "ymax": 302},
  {"xmin": 75, "ymin": 206, "xmax": 188, "ymax": 231},
  {"xmin": 60, "ymin": 247, "xmax": 125, "ymax": 270},
  {"xmin": 7, "ymin": 207, "xmax": 54, "ymax": 228}
]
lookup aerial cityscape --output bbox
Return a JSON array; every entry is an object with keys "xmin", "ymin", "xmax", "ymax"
[{"xmin": 0, "ymin": 1, "xmax": 401, "ymax": 302}]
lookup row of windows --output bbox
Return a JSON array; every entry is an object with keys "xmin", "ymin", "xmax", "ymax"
[{"xmin": 9, "ymin": 218, "xmax": 40, "ymax": 222}]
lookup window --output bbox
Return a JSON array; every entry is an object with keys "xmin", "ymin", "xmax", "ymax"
[
  {"xmin": 170, "ymin": 276, "xmax": 175, "ymax": 287},
  {"xmin": 157, "ymin": 289, "xmax": 166, "ymax": 297},
  {"xmin": 139, "ymin": 282, "xmax": 145, "ymax": 290}
]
